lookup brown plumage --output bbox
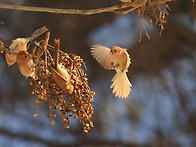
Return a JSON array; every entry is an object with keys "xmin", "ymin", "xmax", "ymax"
[
  {"xmin": 16, "ymin": 51, "xmax": 35, "ymax": 78},
  {"xmin": 50, "ymin": 64, "xmax": 74, "ymax": 95}
]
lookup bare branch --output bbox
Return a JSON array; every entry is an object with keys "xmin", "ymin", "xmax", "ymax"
[
  {"xmin": 112, "ymin": 6, "xmax": 138, "ymax": 14},
  {"xmin": 43, "ymin": 32, "xmax": 50, "ymax": 51},
  {"xmin": 0, "ymin": 1, "xmax": 173, "ymax": 15},
  {"xmin": 0, "ymin": 44, "xmax": 17, "ymax": 55}
]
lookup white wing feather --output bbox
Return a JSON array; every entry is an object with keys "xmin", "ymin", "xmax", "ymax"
[
  {"xmin": 91, "ymin": 45, "xmax": 114, "ymax": 70},
  {"xmin": 123, "ymin": 49, "xmax": 131, "ymax": 72}
]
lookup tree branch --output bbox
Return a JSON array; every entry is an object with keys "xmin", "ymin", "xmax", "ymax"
[
  {"xmin": 0, "ymin": 1, "xmax": 173, "ymax": 15},
  {"xmin": 0, "ymin": 44, "xmax": 17, "ymax": 54}
]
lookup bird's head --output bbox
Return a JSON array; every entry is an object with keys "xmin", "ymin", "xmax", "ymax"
[
  {"xmin": 15, "ymin": 38, "xmax": 29, "ymax": 45},
  {"xmin": 111, "ymin": 46, "xmax": 122, "ymax": 54},
  {"xmin": 16, "ymin": 51, "xmax": 31, "ymax": 64}
]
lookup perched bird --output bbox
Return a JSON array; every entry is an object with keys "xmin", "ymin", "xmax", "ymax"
[
  {"xmin": 6, "ymin": 26, "xmax": 48, "ymax": 66},
  {"xmin": 91, "ymin": 45, "xmax": 132, "ymax": 98},
  {"xmin": 16, "ymin": 51, "xmax": 35, "ymax": 78},
  {"xmin": 50, "ymin": 64, "xmax": 74, "ymax": 95}
]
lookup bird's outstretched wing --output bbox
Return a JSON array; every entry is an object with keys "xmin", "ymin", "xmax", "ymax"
[
  {"xmin": 123, "ymin": 49, "xmax": 131, "ymax": 72},
  {"xmin": 91, "ymin": 45, "xmax": 115, "ymax": 70}
]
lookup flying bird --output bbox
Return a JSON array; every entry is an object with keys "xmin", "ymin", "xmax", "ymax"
[
  {"xmin": 16, "ymin": 51, "xmax": 35, "ymax": 78},
  {"xmin": 91, "ymin": 45, "xmax": 132, "ymax": 98},
  {"xmin": 6, "ymin": 26, "xmax": 48, "ymax": 66}
]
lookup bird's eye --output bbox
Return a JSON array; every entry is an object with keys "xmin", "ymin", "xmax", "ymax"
[
  {"xmin": 111, "ymin": 49, "xmax": 117, "ymax": 53},
  {"xmin": 24, "ymin": 55, "xmax": 27, "ymax": 58}
]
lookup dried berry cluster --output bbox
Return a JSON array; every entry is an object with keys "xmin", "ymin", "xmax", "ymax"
[
  {"xmin": 0, "ymin": 30, "xmax": 94, "ymax": 132},
  {"xmin": 28, "ymin": 33, "xmax": 95, "ymax": 132}
]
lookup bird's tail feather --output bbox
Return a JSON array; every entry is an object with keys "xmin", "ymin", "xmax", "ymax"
[
  {"xmin": 27, "ymin": 26, "xmax": 48, "ymax": 42},
  {"xmin": 110, "ymin": 72, "xmax": 132, "ymax": 98}
]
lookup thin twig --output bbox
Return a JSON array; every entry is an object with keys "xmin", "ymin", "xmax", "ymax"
[
  {"xmin": 0, "ymin": 34, "xmax": 7, "ymax": 40},
  {"xmin": 0, "ymin": 44, "xmax": 17, "ymax": 54},
  {"xmin": 0, "ymin": 0, "xmax": 173, "ymax": 15},
  {"xmin": 43, "ymin": 32, "xmax": 50, "ymax": 51},
  {"xmin": 43, "ymin": 32, "xmax": 50, "ymax": 68},
  {"xmin": 46, "ymin": 49, "xmax": 54, "ymax": 62},
  {"xmin": 37, "ymin": 32, "xmax": 50, "ymax": 58},
  {"xmin": 54, "ymin": 39, "xmax": 60, "ymax": 68}
]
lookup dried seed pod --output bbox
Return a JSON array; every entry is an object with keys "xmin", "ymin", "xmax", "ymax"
[
  {"xmin": 47, "ymin": 113, "xmax": 52, "ymax": 118},
  {"xmin": 52, "ymin": 114, "xmax": 56, "ymax": 118},
  {"xmin": 64, "ymin": 124, "xmax": 70, "ymax": 129},
  {"xmin": 33, "ymin": 113, "xmax": 38, "ymax": 117},
  {"xmin": 50, "ymin": 120, "xmax": 55, "ymax": 125}
]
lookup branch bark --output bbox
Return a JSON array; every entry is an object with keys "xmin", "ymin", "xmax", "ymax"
[
  {"xmin": 0, "ymin": 1, "xmax": 173, "ymax": 15},
  {"xmin": 0, "ymin": 44, "xmax": 17, "ymax": 54}
]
